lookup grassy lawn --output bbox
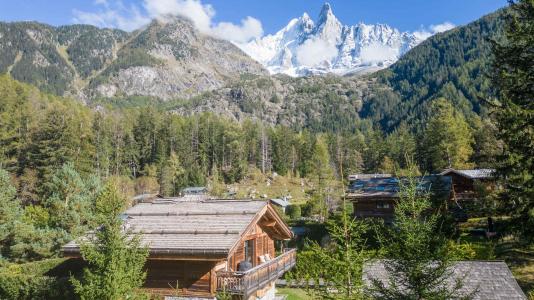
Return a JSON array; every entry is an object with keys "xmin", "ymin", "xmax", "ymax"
[{"xmin": 276, "ymin": 288, "xmax": 311, "ymax": 300}]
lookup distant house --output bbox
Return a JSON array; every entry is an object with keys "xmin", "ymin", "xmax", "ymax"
[
  {"xmin": 439, "ymin": 169, "xmax": 496, "ymax": 202},
  {"xmin": 364, "ymin": 260, "xmax": 527, "ymax": 299},
  {"xmin": 346, "ymin": 175, "xmax": 452, "ymax": 223},
  {"xmin": 270, "ymin": 198, "xmax": 290, "ymax": 213},
  {"xmin": 63, "ymin": 198, "xmax": 295, "ymax": 299},
  {"xmin": 348, "ymin": 173, "xmax": 392, "ymax": 182},
  {"xmin": 131, "ymin": 193, "xmax": 158, "ymax": 204},
  {"xmin": 182, "ymin": 186, "xmax": 208, "ymax": 195}
]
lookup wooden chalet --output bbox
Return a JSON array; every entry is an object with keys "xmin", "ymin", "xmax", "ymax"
[
  {"xmin": 63, "ymin": 198, "xmax": 295, "ymax": 299},
  {"xmin": 439, "ymin": 168, "xmax": 495, "ymax": 202},
  {"xmin": 346, "ymin": 175, "xmax": 453, "ymax": 223}
]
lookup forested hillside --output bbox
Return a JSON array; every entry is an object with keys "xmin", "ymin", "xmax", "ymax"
[
  {"xmin": 361, "ymin": 9, "xmax": 506, "ymax": 131},
  {"xmin": 0, "ymin": 72, "xmax": 496, "ymax": 222},
  {"xmin": 0, "ymin": 8, "xmax": 509, "ymax": 134}
]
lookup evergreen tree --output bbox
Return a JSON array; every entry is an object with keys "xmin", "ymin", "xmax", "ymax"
[
  {"xmin": 0, "ymin": 76, "xmax": 30, "ymax": 172},
  {"xmin": 293, "ymin": 206, "xmax": 368, "ymax": 299},
  {"xmin": 0, "ymin": 168, "xmax": 22, "ymax": 259},
  {"xmin": 311, "ymin": 136, "xmax": 335, "ymax": 219},
  {"xmin": 368, "ymin": 171, "xmax": 473, "ymax": 299},
  {"xmin": 492, "ymin": 0, "xmax": 534, "ymax": 240},
  {"xmin": 421, "ymin": 99, "xmax": 474, "ymax": 172},
  {"xmin": 43, "ymin": 163, "xmax": 102, "ymax": 238},
  {"xmin": 71, "ymin": 183, "xmax": 148, "ymax": 300},
  {"xmin": 159, "ymin": 152, "xmax": 184, "ymax": 197},
  {"xmin": 385, "ymin": 123, "xmax": 417, "ymax": 170}
]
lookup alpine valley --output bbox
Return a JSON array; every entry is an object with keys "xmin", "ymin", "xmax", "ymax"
[{"xmin": 0, "ymin": 3, "xmax": 504, "ymax": 131}]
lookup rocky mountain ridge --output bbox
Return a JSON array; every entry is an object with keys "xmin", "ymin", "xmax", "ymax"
[
  {"xmin": 0, "ymin": 18, "xmax": 266, "ymax": 101},
  {"xmin": 238, "ymin": 3, "xmax": 423, "ymax": 76}
]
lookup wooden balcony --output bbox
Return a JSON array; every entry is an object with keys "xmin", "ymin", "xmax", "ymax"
[{"xmin": 216, "ymin": 248, "xmax": 296, "ymax": 298}]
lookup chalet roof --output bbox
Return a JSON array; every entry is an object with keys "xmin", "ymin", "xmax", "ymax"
[
  {"xmin": 346, "ymin": 175, "xmax": 452, "ymax": 200},
  {"xmin": 62, "ymin": 199, "xmax": 292, "ymax": 258},
  {"xmin": 270, "ymin": 198, "xmax": 290, "ymax": 208},
  {"xmin": 364, "ymin": 260, "xmax": 526, "ymax": 300},
  {"xmin": 440, "ymin": 168, "xmax": 495, "ymax": 179},
  {"xmin": 181, "ymin": 186, "xmax": 208, "ymax": 194},
  {"xmin": 348, "ymin": 174, "xmax": 392, "ymax": 181}
]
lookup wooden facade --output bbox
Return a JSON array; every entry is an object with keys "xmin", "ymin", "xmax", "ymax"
[
  {"xmin": 352, "ymin": 196, "xmax": 396, "ymax": 223},
  {"xmin": 347, "ymin": 175, "xmax": 453, "ymax": 223},
  {"xmin": 63, "ymin": 199, "xmax": 294, "ymax": 300},
  {"xmin": 439, "ymin": 169, "xmax": 495, "ymax": 202}
]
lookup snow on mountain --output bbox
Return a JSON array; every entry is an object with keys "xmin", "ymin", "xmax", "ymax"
[{"xmin": 238, "ymin": 3, "xmax": 425, "ymax": 76}]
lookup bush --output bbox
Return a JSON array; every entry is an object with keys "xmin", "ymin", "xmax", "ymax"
[
  {"xmin": 0, "ymin": 259, "xmax": 76, "ymax": 300},
  {"xmin": 286, "ymin": 205, "xmax": 302, "ymax": 220}
]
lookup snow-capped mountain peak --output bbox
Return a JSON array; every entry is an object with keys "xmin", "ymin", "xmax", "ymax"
[{"xmin": 237, "ymin": 3, "xmax": 426, "ymax": 76}]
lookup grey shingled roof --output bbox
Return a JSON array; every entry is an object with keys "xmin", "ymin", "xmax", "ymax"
[
  {"xmin": 440, "ymin": 169, "xmax": 495, "ymax": 179},
  {"xmin": 347, "ymin": 175, "xmax": 452, "ymax": 200},
  {"xmin": 364, "ymin": 260, "xmax": 526, "ymax": 300},
  {"xmin": 63, "ymin": 199, "xmax": 268, "ymax": 257},
  {"xmin": 348, "ymin": 174, "xmax": 392, "ymax": 181},
  {"xmin": 270, "ymin": 198, "xmax": 290, "ymax": 208}
]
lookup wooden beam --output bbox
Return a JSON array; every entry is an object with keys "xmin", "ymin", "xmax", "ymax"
[{"xmin": 261, "ymin": 220, "xmax": 277, "ymax": 227}]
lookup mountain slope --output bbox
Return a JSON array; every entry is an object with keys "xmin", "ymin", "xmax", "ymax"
[
  {"xmin": 164, "ymin": 8, "xmax": 506, "ymax": 132},
  {"xmin": 239, "ymin": 3, "xmax": 422, "ymax": 76},
  {"xmin": 0, "ymin": 19, "xmax": 267, "ymax": 100},
  {"xmin": 360, "ymin": 8, "xmax": 506, "ymax": 131},
  {"xmin": 0, "ymin": 22, "xmax": 127, "ymax": 95}
]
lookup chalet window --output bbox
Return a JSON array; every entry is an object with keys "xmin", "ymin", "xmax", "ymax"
[
  {"xmin": 377, "ymin": 202, "xmax": 390, "ymax": 209},
  {"xmin": 244, "ymin": 239, "xmax": 255, "ymax": 265}
]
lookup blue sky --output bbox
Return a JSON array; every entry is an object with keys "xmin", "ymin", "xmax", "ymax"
[{"xmin": 0, "ymin": 0, "xmax": 506, "ymax": 37}]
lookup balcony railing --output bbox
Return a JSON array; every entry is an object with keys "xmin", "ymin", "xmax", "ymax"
[{"xmin": 216, "ymin": 248, "xmax": 296, "ymax": 297}]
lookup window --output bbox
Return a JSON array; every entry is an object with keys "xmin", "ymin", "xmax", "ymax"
[
  {"xmin": 244, "ymin": 239, "xmax": 255, "ymax": 266},
  {"xmin": 377, "ymin": 202, "xmax": 390, "ymax": 209}
]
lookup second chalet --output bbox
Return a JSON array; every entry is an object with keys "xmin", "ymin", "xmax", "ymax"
[
  {"xmin": 346, "ymin": 175, "xmax": 453, "ymax": 223},
  {"xmin": 63, "ymin": 198, "xmax": 295, "ymax": 300}
]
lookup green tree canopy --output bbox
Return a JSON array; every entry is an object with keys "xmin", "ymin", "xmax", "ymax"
[
  {"xmin": 492, "ymin": 0, "xmax": 534, "ymax": 240},
  {"xmin": 421, "ymin": 99, "xmax": 474, "ymax": 172},
  {"xmin": 71, "ymin": 183, "xmax": 148, "ymax": 300}
]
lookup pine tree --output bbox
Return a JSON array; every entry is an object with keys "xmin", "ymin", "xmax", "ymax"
[
  {"xmin": 43, "ymin": 163, "xmax": 102, "ymax": 238},
  {"xmin": 71, "ymin": 183, "xmax": 148, "ymax": 300},
  {"xmin": 293, "ymin": 206, "xmax": 368, "ymax": 299},
  {"xmin": 368, "ymin": 170, "xmax": 473, "ymax": 299},
  {"xmin": 421, "ymin": 99, "xmax": 474, "ymax": 172},
  {"xmin": 159, "ymin": 152, "xmax": 184, "ymax": 197},
  {"xmin": 0, "ymin": 168, "xmax": 22, "ymax": 259},
  {"xmin": 0, "ymin": 76, "xmax": 30, "ymax": 173},
  {"xmin": 311, "ymin": 136, "xmax": 335, "ymax": 220},
  {"xmin": 492, "ymin": 0, "xmax": 534, "ymax": 241}
]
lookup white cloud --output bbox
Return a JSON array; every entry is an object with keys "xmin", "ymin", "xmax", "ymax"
[
  {"xmin": 295, "ymin": 38, "xmax": 338, "ymax": 66},
  {"xmin": 413, "ymin": 21, "xmax": 456, "ymax": 41},
  {"xmin": 360, "ymin": 43, "xmax": 398, "ymax": 65},
  {"xmin": 413, "ymin": 29, "xmax": 432, "ymax": 40},
  {"xmin": 144, "ymin": 0, "xmax": 214, "ymax": 33},
  {"xmin": 211, "ymin": 17, "xmax": 263, "ymax": 43},
  {"xmin": 71, "ymin": 0, "xmax": 263, "ymax": 43},
  {"xmin": 430, "ymin": 22, "xmax": 455, "ymax": 33}
]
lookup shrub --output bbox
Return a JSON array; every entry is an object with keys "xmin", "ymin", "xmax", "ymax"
[
  {"xmin": 0, "ymin": 259, "xmax": 75, "ymax": 300},
  {"xmin": 286, "ymin": 205, "xmax": 301, "ymax": 220}
]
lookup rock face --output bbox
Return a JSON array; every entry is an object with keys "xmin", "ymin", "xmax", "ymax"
[
  {"xmin": 0, "ymin": 18, "xmax": 267, "ymax": 100},
  {"xmin": 88, "ymin": 18, "xmax": 267, "ymax": 100},
  {"xmin": 238, "ymin": 3, "xmax": 422, "ymax": 76},
  {"xmin": 170, "ymin": 73, "xmax": 380, "ymax": 130}
]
